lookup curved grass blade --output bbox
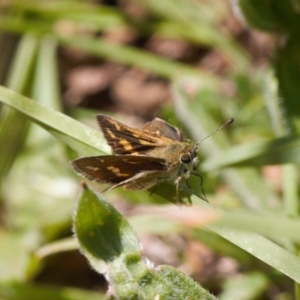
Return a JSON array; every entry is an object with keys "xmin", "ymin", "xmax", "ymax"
[{"xmin": 0, "ymin": 85, "xmax": 110, "ymax": 156}]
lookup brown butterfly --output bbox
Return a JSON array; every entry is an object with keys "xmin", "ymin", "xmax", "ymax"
[{"xmin": 72, "ymin": 115, "xmax": 234, "ymax": 204}]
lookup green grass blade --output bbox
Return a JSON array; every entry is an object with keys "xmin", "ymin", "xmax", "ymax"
[
  {"xmin": 187, "ymin": 203, "xmax": 300, "ymax": 284},
  {"xmin": 283, "ymin": 164, "xmax": 299, "ymax": 217},
  {"xmin": 215, "ymin": 210, "xmax": 300, "ymax": 243},
  {"xmin": 59, "ymin": 35, "xmax": 217, "ymax": 85},
  {"xmin": 142, "ymin": 0, "xmax": 250, "ymax": 71},
  {"xmin": 0, "ymin": 85, "xmax": 110, "ymax": 156},
  {"xmin": 202, "ymin": 135, "xmax": 300, "ymax": 169},
  {"xmin": 33, "ymin": 37, "xmax": 62, "ymax": 111},
  {"xmin": 210, "ymin": 224, "xmax": 300, "ymax": 284},
  {"xmin": 0, "ymin": 34, "xmax": 38, "ymax": 178}
]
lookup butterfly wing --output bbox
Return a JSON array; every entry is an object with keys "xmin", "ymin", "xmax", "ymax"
[
  {"xmin": 96, "ymin": 115, "xmax": 175, "ymax": 155},
  {"xmin": 72, "ymin": 155, "xmax": 168, "ymax": 186},
  {"xmin": 142, "ymin": 118, "xmax": 183, "ymax": 141}
]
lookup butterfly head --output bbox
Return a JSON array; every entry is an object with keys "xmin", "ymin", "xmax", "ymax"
[
  {"xmin": 178, "ymin": 118, "xmax": 234, "ymax": 175},
  {"xmin": 180, "ymin": 145, "xmax": 199, "ymax": 172}
]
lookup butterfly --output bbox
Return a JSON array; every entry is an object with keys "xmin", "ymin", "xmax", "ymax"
[{"xmin": 72, "ymin": 115, "xmax": 234, "ymax": 204}]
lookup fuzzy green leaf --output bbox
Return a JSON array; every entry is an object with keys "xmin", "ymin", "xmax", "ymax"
[{"xmin": 74, "ymin": 186, "xmax": 216, "ymax": 299}]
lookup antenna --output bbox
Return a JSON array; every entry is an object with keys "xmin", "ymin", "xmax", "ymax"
[{"xmin": 196, "ymin": 118, "xmax": 234, "ymax": 146}]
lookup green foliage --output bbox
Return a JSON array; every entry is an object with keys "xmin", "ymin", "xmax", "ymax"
[
  {"xmin": 1, "ymin": 84, "xmax": 300, "ymax": 295},
  {"xmin": 275, "ymin": 39, "xmax": 300, "ymax": 131},
  {"xmin": 74, "ymin": 186, "xmax": 216, "ymax": 299},
  {"xmin": 238, "ymin": 0, "xmax": 300, "ymax": 35},
  {"xmin": 0, "ymin": 0, "xmax": 300, "ymax": 299}
]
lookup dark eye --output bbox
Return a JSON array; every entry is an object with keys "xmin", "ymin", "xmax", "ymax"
[{"xmin": 180, "ymin": 153, "xmax": 191, "ymax": 163}]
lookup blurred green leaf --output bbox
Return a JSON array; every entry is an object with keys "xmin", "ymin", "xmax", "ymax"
[
  {"xmin": 202, "ymin": 135, "xmax": 300, "ymax": 169},
  {"xmin": 59, "ymin": 35, "xmax": 216, "ymax": 85},
  {"xmin": 0, "ymin": 282, "xmax": 105, "ymax": 300},
  {"xmin": 0, "ymin": 34, "xmax": 38, "ymax": 178},
  {"xmin": 0, "ymin": 230, "xmax": 40, "ymax": 282},
  {"xmin": 0, "ymin": 16, "xmax": 218, "ymax": 87},
  {"xmin": 238, "ymin": 0, "xmax": 300, "ymax": 38},
  {"xmin": 282, "ymin": 164, "xmax": 299, "ymax": 217},
  {"xmin": 275, "ymin": 39, "xmax": 300, "ymax": 132},
  {"xmin": 219, "ymin": 272, "xmax": 269, "ymax": 300},
  {"xmin": 143, "ymin": 0, "xmax": 250, "ymax": 70},
  {"xmin": 32, "ymin": 37, "xmax": 62, "ymax": 111},
  {"xmin": 237, "ymin": 0, "xmax": 278, "ymax": 31},
  {"xmin": 13, "ymin": 0, "xmax": 127, "ymax": 31}
]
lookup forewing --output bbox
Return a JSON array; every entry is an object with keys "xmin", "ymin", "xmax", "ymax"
[
  {"xmin": 72, "ymin": 155, "xmax": 168, "ymax": 184},
  {"xmin": 96, "ymin": 115, "xmax": 174, "ymax": 155}
]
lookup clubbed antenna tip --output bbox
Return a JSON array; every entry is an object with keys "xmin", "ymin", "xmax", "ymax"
[
  {"xmin": 225, "ymin": 118, "xmax": 234, "ymax": 126},
  {"xmin": 196, "ymin": 118, "xmax": 234, "ymax": 146}
]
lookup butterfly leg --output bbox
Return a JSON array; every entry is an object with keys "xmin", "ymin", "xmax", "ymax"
[
  {"xmin": 191, "ymin": 172, "xmax": 208, "ymax": 202},
  {"xmin": 179, "ymin": 169, "xmax": 191, "ymax": 188},
  {"xmin": 185, "ymin": 177, "xmax": 192, "ymax": 189},
  {"xmin": 176, "ymin": 176, "xmax": 188, "ymax": 205}
]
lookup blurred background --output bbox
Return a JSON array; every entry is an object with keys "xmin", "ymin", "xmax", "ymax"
[{"xmin": 0, "ymin": 0, "xmax": 300, "ymax": 299}]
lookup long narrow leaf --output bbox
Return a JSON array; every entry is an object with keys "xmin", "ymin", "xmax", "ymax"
[
  {"xmin": 202, "ymin": 135, "xmax": 300, "ymax": 170},
  {"xmin": 0, "ymin": 85, "xmax": 110, "ymax": 156}
]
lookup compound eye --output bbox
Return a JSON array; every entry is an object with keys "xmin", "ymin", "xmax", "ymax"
[{"xmin": 180, "ymin": 153, "xmax": 191, "ymax": 163}]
